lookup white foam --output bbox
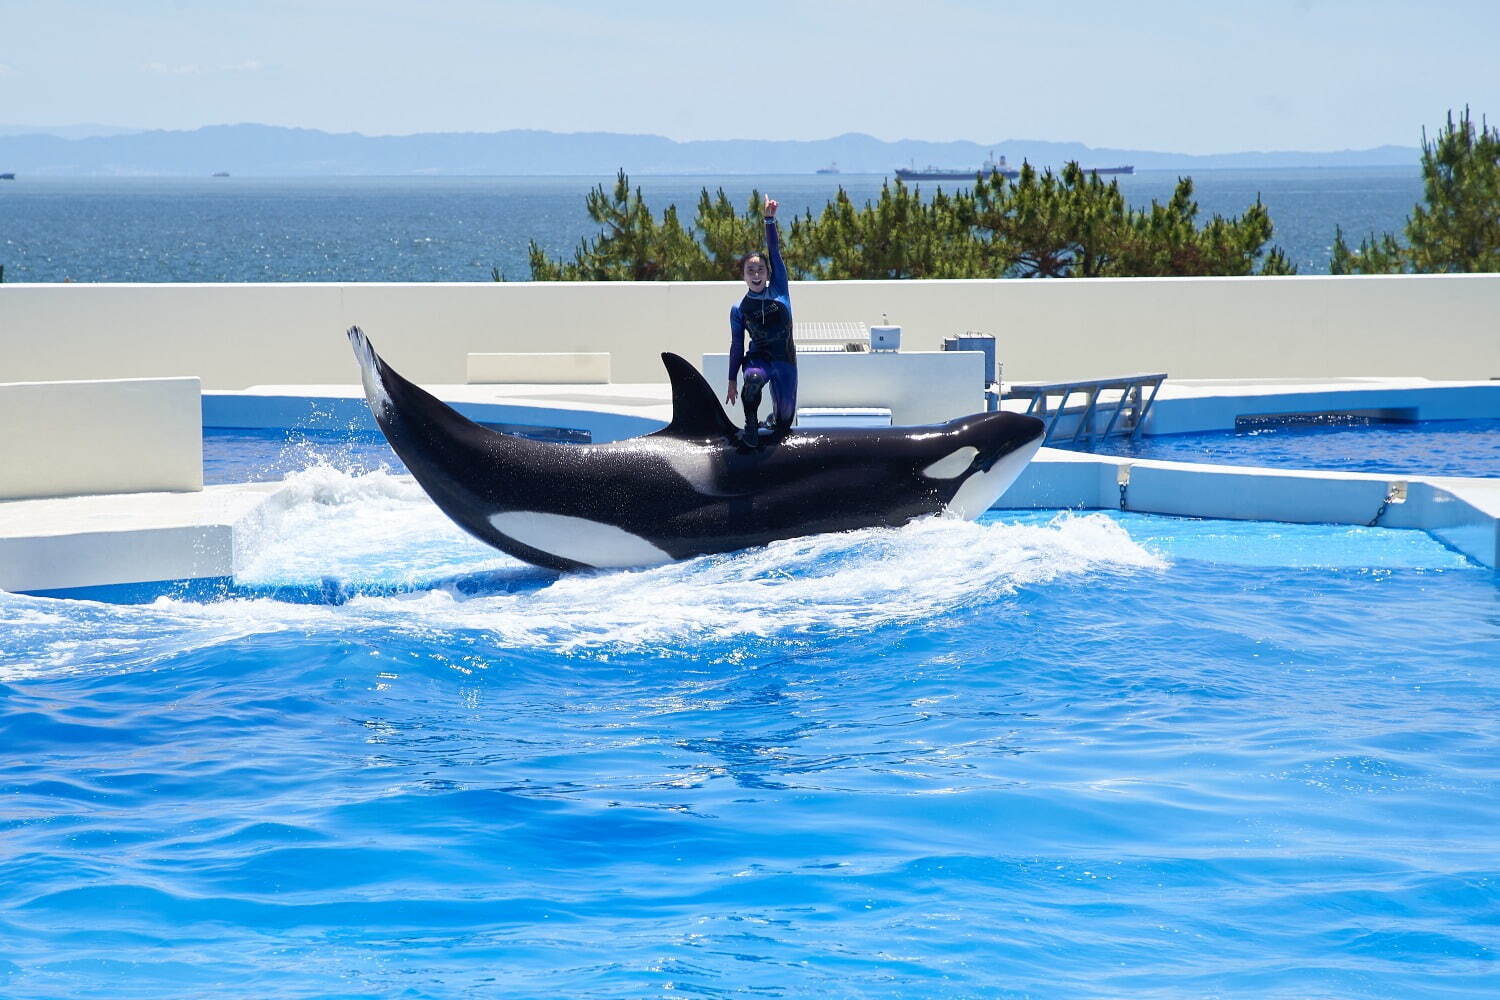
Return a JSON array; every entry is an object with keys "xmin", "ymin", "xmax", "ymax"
[
  {"xmin": 2, "ymin": 464, "xmax": 1165, "ymax": 676},
  {"xmin": 226, "ymin": 500, "xmax": 1162, "ymax": 652},
  {"xmin": 233, "ymin": 465, "xmax": 510, "ymax": 586},
  {"xmin": 0, "ymin": 589, "xmax": 308, "ymax": 681}
]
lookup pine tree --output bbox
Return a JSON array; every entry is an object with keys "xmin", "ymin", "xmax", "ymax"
[
  {"xmin": 1331, "ymin": 108, "xmax": 1500, "ymax": 274},
  {"xmin": 526, "ymin": 166, "xmax": 1293, "ymax": 280}
]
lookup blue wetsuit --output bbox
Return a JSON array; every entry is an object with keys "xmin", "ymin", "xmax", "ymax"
[{"xmin": 728, "ymin": 216, "xmax": 797, "ymax": 432}]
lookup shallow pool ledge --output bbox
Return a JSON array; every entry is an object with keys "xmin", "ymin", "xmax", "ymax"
[
  {"xmin": 0, "ymin": 484, "xmax": 278, "ymax": 596},
  {"xmin": 1006, "ymin": 449, "xmax": 1500, "ymax": 568}
]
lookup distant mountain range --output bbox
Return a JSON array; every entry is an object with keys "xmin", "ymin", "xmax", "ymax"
[
  {"xmin": 0, "ymin": 123, "xmax": 145, "ymax": 140},
  {"xmin": 0, "ymin": 123, "xmax": 1421, "ymax": 176}
]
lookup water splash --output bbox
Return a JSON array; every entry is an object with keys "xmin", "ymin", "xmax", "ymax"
[
  {"xmin": 0, "ymin": 468, "xmax": 1165, "ymax": 676},
  {"xmin": 216, "ymin": 468, "xmax": 1164, "ymax": 646}
]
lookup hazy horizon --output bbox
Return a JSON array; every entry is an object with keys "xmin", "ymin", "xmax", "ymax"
[
  {"xmin": 3, "ymin": 1, "xmax": 1496, "ymax": 155},
  {"xmin": 0, "ymin": 121, "xmax": 1427, "ymax": 159}
]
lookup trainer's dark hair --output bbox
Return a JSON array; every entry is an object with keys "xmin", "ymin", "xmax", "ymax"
[{"xmin": 738, "ymin": 251, "xmax": 769, "ymax": 276}]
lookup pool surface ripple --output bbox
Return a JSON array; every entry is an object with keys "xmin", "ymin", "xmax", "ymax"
[
  {"xmin": 1, "ymin": 467, "xmax": 1497, "ymax": 999},
  {"xmin": 1079, "ymin": 416, "xmax": 1500, "ymax": 479}
]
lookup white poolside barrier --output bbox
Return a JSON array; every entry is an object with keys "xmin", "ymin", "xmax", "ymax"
[
  {"xmin": 2, "ymin": 275, "xmax": 1497, "ymax": 390},
  {"xmin": 467, "ymin": 352, "xmax": 612, "ymax": 384},
  {"xmin": 0, "ymin": 376, "xmax": 203, "ymax": 501}
]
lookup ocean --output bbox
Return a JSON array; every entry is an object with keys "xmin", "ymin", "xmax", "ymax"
[{"xmin": 0, "ymin": 167, "xmax": 1422, "ymax": 284}]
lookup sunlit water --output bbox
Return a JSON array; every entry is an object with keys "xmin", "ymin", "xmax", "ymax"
[
  {"xmin": 0, "ymin": 168, "xmax": 1422, "ymax": 282},
  {"xmin": 203, "ymin": 427, "xmax": 405, "ymax": 485},
  {"xmin": 1076, "ymin": 417, "xmax": 1500, "ymax": 478},
  {"xmin": 3, "ymin": 462, "xmax": 1497, "ymax": 999}
]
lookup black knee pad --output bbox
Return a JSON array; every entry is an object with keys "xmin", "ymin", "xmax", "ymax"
[{"xmin": 741, "ymin": 370, "xmax": 767, "ymax": 410}]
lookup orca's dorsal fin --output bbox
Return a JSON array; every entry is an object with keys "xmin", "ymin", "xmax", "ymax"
[{"xmin": 654, "ymin": 352, "xmax": 740, "ymax": 441}]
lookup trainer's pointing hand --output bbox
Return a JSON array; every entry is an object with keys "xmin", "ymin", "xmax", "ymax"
[{"xmin": 764, "ymin": 196, "xmax": 778, "ymax": 218}]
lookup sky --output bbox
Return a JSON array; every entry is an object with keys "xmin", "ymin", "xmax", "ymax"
[{"xmin": 3, "ymin": 0, "xmax": 1497, "ymax": 154}]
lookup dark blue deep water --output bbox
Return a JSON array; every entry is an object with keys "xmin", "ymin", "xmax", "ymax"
[
  {"xmin": 2, "ymin": 471, "xmax": 1497, "ymax": 999},
  {"xmin": 1078, "ymin": 417, "xmax": 1500, "ymax": 479},
  {"xmin": 0, "ymin": 168, "xmax": 1422, "ymax": 283}
]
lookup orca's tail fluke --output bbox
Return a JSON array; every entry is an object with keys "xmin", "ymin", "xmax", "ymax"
[
  {"xmin": 346, "ymin": 325, "xmax": 392, "ymax": 422},
  {"xmin": 342, "ymin": 325, "xmax": 592, "ymax": 572},
  {"xmin": 344, "ymin": 324, "xmax": 501, "ymax": 461},
  {"xmin": 347, "ymin": 324, "xmax": 372, "ymax": 365}
]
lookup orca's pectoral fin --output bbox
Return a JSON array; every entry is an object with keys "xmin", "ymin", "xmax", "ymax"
[{"xmin": 654, "ymin": 352, "xmax": 741, "ymax": 442}]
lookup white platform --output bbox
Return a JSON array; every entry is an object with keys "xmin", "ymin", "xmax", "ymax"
[
  {"xmin": 0, "ymin": 483, "xmax": 276, "ymax": 594},
  {"xmin": 0, "ymin": 376, "xmax": 203, "ymax": 501}
]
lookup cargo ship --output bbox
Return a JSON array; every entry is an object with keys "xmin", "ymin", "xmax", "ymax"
[{"xmin": 894, "ymin": 155, "xmax": 1133, "ymax": 181}]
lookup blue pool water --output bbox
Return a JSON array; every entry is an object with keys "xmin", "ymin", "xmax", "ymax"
[
  {"xmin": 1079, "ymin": 417, "xmax": 1500, "ymax": 478},
  {"xmin": 203, "ymin": 427, "xmax": 405, "ymax": 484},
  {"xmin": 203, "ymin": 425, "xmax": 585, "ymax": 486},
  {"xmin": 2, "ymin": 467, "xmax": 1497, "ymax": 999}
]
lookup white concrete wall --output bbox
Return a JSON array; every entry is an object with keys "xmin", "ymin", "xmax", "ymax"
[
  {"xmin": 467, "ymin": 352, "xmax": 612, "ymax": 384},
  {"xmin": 2, "ymin": 274, "xmax": 1498, "ymax": 390},
  {"xmin": 0, "ymin": 377, "xmax": 202, "ymax": 500},
  {"xmin": 703, "ymin": 350, "xmax": 986, "ymax": 425}
]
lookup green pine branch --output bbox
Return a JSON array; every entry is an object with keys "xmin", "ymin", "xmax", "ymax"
[
  {"xmin": 1330, "ymin": 107, "xmax": 1499, "ymax": 274},
  {"xmin": 527, "ymin": 165, "xmax": 1295, "ymax": 281}
]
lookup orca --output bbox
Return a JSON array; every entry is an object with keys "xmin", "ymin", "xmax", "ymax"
[{"xmin": 347, "ymin": 326, "xmax": 1046, "ymax": 572}]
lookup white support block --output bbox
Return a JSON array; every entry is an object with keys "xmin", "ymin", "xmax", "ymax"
[
  {"xmin": 0, "ymin": 377, "xmax": 203, "ymax": 501},
  {"xmin": 705, "ymin": 350, "xmax": 986, "ymax": 425},
  {"xmin": 0, "ymin": 484, "xmax": 276, "ymax": 594},
  {"xmin": 467, "ymin": 352, "xmax": 612, "ymax": 384}
]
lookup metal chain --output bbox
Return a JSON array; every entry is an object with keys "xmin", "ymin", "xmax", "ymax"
[{"xmin": 1367, "ymin": 488, "xmax": 1397, "ymax": 527}]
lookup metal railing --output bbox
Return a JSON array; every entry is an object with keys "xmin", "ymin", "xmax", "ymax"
[{"xmin": 1003, "ymin": 373, "xmax": 1167, "ymax": 444}]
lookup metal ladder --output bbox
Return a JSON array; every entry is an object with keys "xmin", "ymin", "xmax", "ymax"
[{"xmin": 1002, "ymin": 373, "xmax": 1167, "ymax": 444}]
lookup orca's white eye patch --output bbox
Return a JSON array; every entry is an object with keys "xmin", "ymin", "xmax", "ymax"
[{"xmin": 921, "ymin": 446, "xmax": 978, "ymax": 480}]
